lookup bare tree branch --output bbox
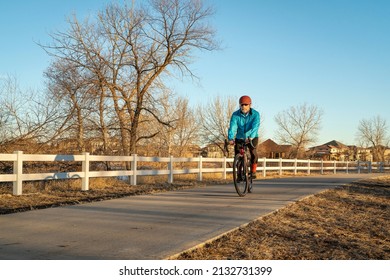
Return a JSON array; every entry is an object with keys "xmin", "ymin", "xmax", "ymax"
[
  {"xmin": 40, "ymin": 0, "xmax": 219, "ymax": 156},
  {"xmin": 356, "ymin": 115, "xmax": 389, "ymax": 161},
  {"xmin": 275, "ymin": 103, "xmax": 323, "ymax": 158}
]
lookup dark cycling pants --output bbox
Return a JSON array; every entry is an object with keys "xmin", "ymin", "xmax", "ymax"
[{"xmin": 234, "ymin": 137, "xmax": 259, "ymax": 165}]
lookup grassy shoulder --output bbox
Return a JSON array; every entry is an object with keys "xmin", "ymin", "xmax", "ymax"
[{"xmin": 171, "ymin": 176, "xmax": 390, "ymax": 260}]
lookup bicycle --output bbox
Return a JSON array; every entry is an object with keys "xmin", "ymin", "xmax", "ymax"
[{"xmin": 232, "ymin": 138, "xmax": 253, "ymax": 197}]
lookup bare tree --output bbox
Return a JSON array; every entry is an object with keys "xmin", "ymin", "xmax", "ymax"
[
  {"xmin": 356, "ymin": 115, "xmax": 389, "ymax": 161},
  {"xmin": 45, "ymin": 59, "xmax": 93, "ymax": 152},
  {"xmin": 166, "ymin": 96, "xmax": 199, "ymax": 157},
  {"xmin": 41, "ymin": 0, "xmax": 219, "ymax": 156},
  {"xmin": 274, "ymin": 103, "xmax": 323, "ymax": 158},
  {"xmin": 138, "ymin": 88, "xmax": 199, "ymax": 157},
  {"xmin": 0, "ymin": 75, "xmax": 62, "ymax": 153},
  {"xmin": 197, "ymin": 96, "xmax": 236, "ymax": 157}
]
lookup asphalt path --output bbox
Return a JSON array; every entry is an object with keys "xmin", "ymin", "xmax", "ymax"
[{"xmin": 0, "ymin": 173, "xmax": 377, "ymax": 260}]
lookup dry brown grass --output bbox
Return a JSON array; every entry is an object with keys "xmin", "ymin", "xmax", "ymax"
[
  {"xmin": 173, "ymin": 176, "xmax": 390, "ymax": 260},
  {"xmin": 1, "ymin": 174, "xmax": 389, "ymax": 260}
]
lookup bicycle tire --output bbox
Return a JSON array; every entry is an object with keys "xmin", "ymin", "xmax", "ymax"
[
  {"xmin": 247, "ymin": 173, "xmax": 253, "ymax": 193},
  {"xmin": 233, "ymin": 153, "xmax": 248, "ymax": 196},
  {"xmin": 246, "ymin": 154, "xmax": 253, "ymax": 193}
]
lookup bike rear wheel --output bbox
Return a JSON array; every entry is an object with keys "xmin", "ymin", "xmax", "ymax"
[{"xmin": 233, "ymin": 154, "xmax": 248, "ymax": 196}]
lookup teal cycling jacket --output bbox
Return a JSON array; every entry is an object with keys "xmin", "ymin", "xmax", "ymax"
[{"xmin": 228, "ymin": 108, "xmax": 260, "ymax": 140}]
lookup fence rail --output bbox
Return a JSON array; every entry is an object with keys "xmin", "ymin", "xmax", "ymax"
[{"xmin": 1, "ymin": 151, "xmax": 389, "ymax": 195}]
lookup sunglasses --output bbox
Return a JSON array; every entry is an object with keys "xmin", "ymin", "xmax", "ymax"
[{"xmin": 240, "ymin": 104, "xmax": 250, "ymax": 107}]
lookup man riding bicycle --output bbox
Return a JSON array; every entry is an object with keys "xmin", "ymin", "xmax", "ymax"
[{"xmin": 228, "ymin": 95, "xmax": 260, "ymax": 178}]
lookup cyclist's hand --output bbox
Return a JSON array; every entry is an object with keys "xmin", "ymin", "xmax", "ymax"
[{"xmin": 229, "ymin": 140, "xmax": 234, "ymax": 145}]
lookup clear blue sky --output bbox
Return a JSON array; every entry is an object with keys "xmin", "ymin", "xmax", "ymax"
[{"xmin": 1, "ymin": 0, "xmax": 389, "ymax": 146}]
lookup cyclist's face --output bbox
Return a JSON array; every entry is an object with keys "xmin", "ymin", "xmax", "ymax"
[{"xmin": 240, "ymin": 103, "xmax": 251, "ymax": 114}]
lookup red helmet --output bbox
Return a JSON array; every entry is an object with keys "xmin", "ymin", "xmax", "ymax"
[{"xmin": 239, "ymin": 95, "xmax": 252, "ymax": 105}]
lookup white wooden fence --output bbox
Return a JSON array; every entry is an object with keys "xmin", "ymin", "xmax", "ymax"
[{"xmin": 0, "ymin": 151, "xmax": 389, "ymax": 195}]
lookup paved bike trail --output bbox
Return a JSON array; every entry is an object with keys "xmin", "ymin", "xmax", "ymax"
[{"xmin": 0, "ymin": 173, "xmax": 377, "ymax": 260}]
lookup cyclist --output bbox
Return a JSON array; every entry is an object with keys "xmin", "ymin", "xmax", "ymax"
[{"xmin": 228, "ymin": 95, "xmax": 260, "ymax": 178}]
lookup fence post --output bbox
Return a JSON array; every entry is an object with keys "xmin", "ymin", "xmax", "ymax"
[
  {"xmin": 131, "ymin": 154, "xmax": 137, "ymax": 185},
  {"xmin": 168, "ymin": 155, "xmax": 173, "ymax": 183},
  {"xmin": 333, "ymin": 160, "xmax": 337, "ymax": 174},
  {"xmin": 357, "ymin": 160, "xmax": 361, "ymax": 173},
  {"xmin": 198, "ymin": 155, "xmax": 203, "ymax": 181},
  {"xmin": 13, "ymin": 151, "xmax": 23, "ymax": 195},
  {"xmin": 223, "ymin": 157, "xmax": 227, "ymax": 180},
  {"xmin": 82, "ymin": 152, "xmax": 90, "ymax": 191},
  {"xmin": 307, "ymin": 159, "xmax": 311, "ymax": 175},
  {"xmin": 294, "ymin": 158, "xmax": 297, "ymax": 175},
  {"xmin": 346, "ymin": 161, "xmax": 349, "ymax": 174},
  {"xmin": 321, "ymin": 159, "xmax": 323, "ymax": 175},
  {"xmin": 262, "ymin": 157, "xmax": 266, "ymax": 177},
  {"xmin": 279, "ymin": 158, "xmax": 282, "ymax": 175},
  {"xmin": 368, "ymin": 161, "xmax": 372, "ymax": 173}
]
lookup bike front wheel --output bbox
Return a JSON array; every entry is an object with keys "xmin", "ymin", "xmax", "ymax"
[
  {"xmin": 233, "ymin": 154, "xmax": 248, "ymax": 196},
  {"xmin": 247, "ymin": 156, "xmax": 253, "ymax": 193}
]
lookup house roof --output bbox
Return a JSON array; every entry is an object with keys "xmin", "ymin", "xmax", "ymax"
[
  {"xmin": 259, "ymin": 139, "xmax": 292, "ymax": 152},
  {"xmin": 309, "ymin": 140, "xmax": 349, "ymax": 150},
  {"xmin": 259, "ymin": 139, "xmax": 279, "ymax": 149},
  {"xmin": 322, "ymin": 140, "xmax": 348, "ymax": 148}
]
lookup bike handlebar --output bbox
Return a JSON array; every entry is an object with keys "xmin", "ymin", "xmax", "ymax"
[{"xmin": 230, "ymin": 138, "xmax": 254, "ymax": 148}]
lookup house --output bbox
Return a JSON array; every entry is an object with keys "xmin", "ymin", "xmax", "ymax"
[
  {"xmin": 307, "ymin": 140, "xmax": 350, "ymax": 160},
  {"xmin": 201, "ymin": 142, "xmax": 230, "ymax": 158},
  {"xmin": 384, "ymin": 147, "xmax": 390, "ymax": 161},
  {"xmin": 258, "ymin": 139, "xmax": 293, "ymax": 159},
  {"xmin": 356, "ymin": 145, "xmax": 390, "ymax": 162},
  {"xmin": 308, "ymin": 140, "xmax": 390, "ymax": 162},
  {"xmin": 348, "ymin": 145, "xmax": 372, "ymax": 161}
]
